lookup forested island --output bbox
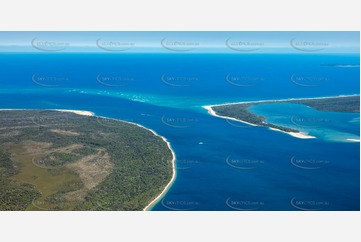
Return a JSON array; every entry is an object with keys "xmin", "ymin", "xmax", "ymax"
[
  {"xmin": 0, "ymin": 110, "xmax": 174, "ymax": 211},
  {"xmin": 207, "ymin": 95, "xmax": 360, "ymax": 134}
]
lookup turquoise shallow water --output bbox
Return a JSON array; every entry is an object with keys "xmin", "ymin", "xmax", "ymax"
[
  {"xmin": 248, "ymin": 102, "xmax": 360, "ymax": 142},
  {"xmin": 0, "ymin": 53, "xmax": 359, "ymax": 211}
]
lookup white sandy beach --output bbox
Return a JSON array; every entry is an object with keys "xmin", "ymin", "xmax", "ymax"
[
  {"xmin": 203, "ymin": 94, "xmax": 360, "ymax": 140},
  {"xmin": 53, "ymin": 109, "xmax": 94, "ymax": 116},
  {"xmin": 205, "ymin": 94, "xmax": 359, "ymax": 108},
  {"xmin": 95, "ymin": 115, "xmax": 176, "ymax": 211},
  {"xmin": 0, "ymin": 108, "xmax": 95, "ymax": 117},
  {"xmin": 143, "ymin": 137, "xmax": 176, "ymax": 211},
  {"xmin": 124, "ymin": 121, "xmax": 176, "ymax": 211},
  {"xmin": 0, "ymin": 108, "xmax": 176, "ymax": 210},
  {"xmin": 202, "ymin": 105, "xmax": 316, "ymax": 139},
  {"xmin": 268, "ymin": 127, "xmax": 316, "ymax": 139},
  {"xmin": 203, "ymin": 105, "xmax": 258, "ymax": 127},
  {"xmin": 346, "ymin": 138, "xmax": 360, "ymax": 142}
]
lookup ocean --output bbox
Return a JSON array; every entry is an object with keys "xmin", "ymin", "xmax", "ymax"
[{"xmin": 0, "ymin": 53, "xmax": 359, "ymax": 210}]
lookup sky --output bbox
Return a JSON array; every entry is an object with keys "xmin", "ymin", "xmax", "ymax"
[{"xmin": 0, "ymin": 31, "xmax": 359, "ymax": 53}]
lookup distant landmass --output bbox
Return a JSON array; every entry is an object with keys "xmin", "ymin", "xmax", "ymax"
[
  {"xmin": 205, "ymin": 95, "xmax": 360, "ymax": 137},
  {"xmin": 0, "ymin": 110, "xmax": 174, "ymax": 211}
]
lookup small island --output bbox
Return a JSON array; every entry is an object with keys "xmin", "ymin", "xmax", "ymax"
[
  {"xmin": 0, "ymin": 110, "xmax": 175, "ymax": 211},
  {"xmin": 204, "ymin": 95, "xmax": 360, "ymax": 139}
]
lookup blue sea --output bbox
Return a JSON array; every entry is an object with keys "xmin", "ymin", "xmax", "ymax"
[{"xmin": 0, "ymin": 53, "xmax": 359, "ymax": 211}]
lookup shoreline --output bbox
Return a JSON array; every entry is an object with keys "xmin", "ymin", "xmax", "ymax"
[
  {"xmin": 203, "ymin": 105, "xmax": 258, "ymax": 127},
  {"xmin": 203, "ymin": 94, "xmax": 360, "ymax": 140},
  {"xmin": 346, "ymin": 138, "xmax": 360, "ymax": 142},
  {"xmin": 52, "ymin": 109, "xmax": 94, "ymax": 116},
  {"xmin": 268, "ymin": 127, "xmax": 316, "ymax": 139},
  {"xmin": 200, "ymin": 95, "xmax": 361, "ymax": 140},
  {"xmin": 142, "ymin": 137, "xmax": 176, "ymax": 211},
  {"xmin": 204, "ymin": 94, "xmax": 359, "ymax": 108},
  {"xmin": 0, "ymin": 108, "xmax": 176, "ymax": 211},
  {"xmin": 203, "ymin": 105, "xmax": 315, "ymax": 139},
  {"xmin": 91, "ymin": 115, "xmax": 176, "ymax": 211},
  {"xmin": 0, "ymin": 108, "xmax": 95, "ymax": 117}
]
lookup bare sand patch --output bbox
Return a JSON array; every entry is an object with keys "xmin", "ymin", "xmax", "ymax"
[
  {"xmin": 21, "ymin": 141, "xmax": 53, "ymax": 154},
  {"xmin": 0, "ymin": 130, "xmax": 21, "ymax": 138},
  {"xmin": 50, "ymin": 129, "xmax": 80, "ymax": 136},
  {"xmin": 66, "ymin": 150, "xmax": 113, "ymax": 190}
]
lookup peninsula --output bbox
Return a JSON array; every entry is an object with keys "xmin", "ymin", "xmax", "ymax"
[
  {"xmin": 203, "ymin": 95, "xmax": 360, "ymax": 139},
  {"xmin": 0, "ymin": 110, "xmax": 174, "ymax": 211}
]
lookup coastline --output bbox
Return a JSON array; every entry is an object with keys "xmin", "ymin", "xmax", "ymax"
[
  {"xmin": 204, "ymin": 94, "xmax": 360, "ymax": 108},
  {"xmin": 203, "ymin": 105, "xmax": 258, "ymax": 127},
  {"xmin": 346, "ymin": 138, "xmax": 360, "ymax": 142},
  {"xmin": 203, "ymin": 105, "xmax": 315, "ymax": 139},
  {"xmin": 93, "ymin": 115, "xmax": 176, "ymax": 211},
  {"xmin": 268, "ymin": 127, "xmax": 316, "ymax": 139},
  {"xmin": 0, "ymin": 108, "xmax": 176, "ymax": 211},
  {"xmin": 202, "ymin": 100, "xmax": 320, "ymax": 140},
  {"xmin": 142, "ymin": 136, "xmax": 176, "ymax": 211},
  {"xmin": 0, "ymin": 108, "xmax": 95, "ymax": 117},
  {"xmin": 52, "ymin": 109, "xmax": 94, "ymax": 116},
  {"xmin": 203, "ymin": 94, "xmax": 360, "ymax": 140}
]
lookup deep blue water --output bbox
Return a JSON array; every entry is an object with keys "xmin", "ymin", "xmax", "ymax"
[{"xmin": 0, "ymin": 53, "xmax": 359, "ymax": 211}]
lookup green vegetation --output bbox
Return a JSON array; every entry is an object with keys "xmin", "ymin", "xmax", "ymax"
[
  {"xmin": 292, "ymin": 96, "xmax": 360, "ymax": 113},
  {"xmin": 212, "ymin": 104, "xmax": 300, "ymax": 133},
  {"xmin": 0, "ymin": 145, "xmax": 41, "ymax": 210},
  {"xmin": 0, "ymin": 178, "xmax": 40, "ymax": 211},
  {"xmin": 0, "ymin": 110, "xmax": 173, "ymax": 211},
  {"xmin": 36, "ymin": 152, "xmax": 80, "ymax": 167},
  {"xmin": 211, "ymin": 95, "xmax": 360, "ymax": 133}
]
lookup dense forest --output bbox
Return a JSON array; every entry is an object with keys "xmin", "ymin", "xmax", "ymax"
[
  {"xmin": 0, "ymin": 110, "xmax": 173, "ymax": 211},
  {"xmin": 292, "ymin": 96, "xmax": 360, "ymax": 113},
  {"xmin": 212, "ymin": 104, "xmax": 299, "ymax": 133},
  {"xmin": 212, "ymin": 95, "xmax": 360, "ymax": 133}
]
